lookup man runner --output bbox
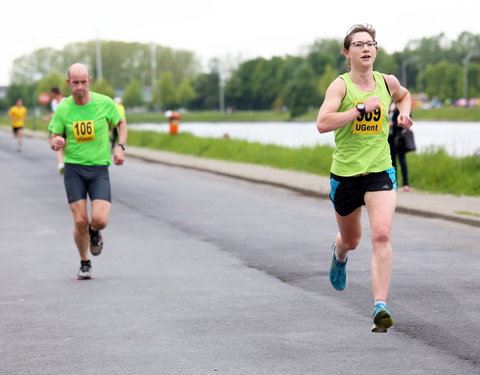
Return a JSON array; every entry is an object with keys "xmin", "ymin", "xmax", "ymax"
[{"xmin": 49, "ymin": 63, "xmax": 127, "ymax": 279}]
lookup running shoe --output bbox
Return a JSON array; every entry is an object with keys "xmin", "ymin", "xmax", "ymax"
[
  {"xmin": 371, "ymin": 303, "xmax": 394, "ymax": 333},
  {"xmin": 329, "ymin": 242, "xmax": 348, "ymax": 291},
  {"xmin": 89, "ymin": 225, "xmax": 103, "ymax": 256},
  {"xmin": 77, "ymin": 260, "xmax": 92, "ymax": 280}
]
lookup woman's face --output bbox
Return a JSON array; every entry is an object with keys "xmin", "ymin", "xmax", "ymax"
[{"xmin": 344, "ymin": 31, "xmax": 378, "ymax": 69}]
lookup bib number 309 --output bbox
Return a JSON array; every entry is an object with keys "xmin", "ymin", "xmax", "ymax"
[
  {"xmin": 73, "ymin": 120, "xmax": 95, "ymax": 143},
  {"xmin": 352, "ymin": 103, "xmax": 383, "ymax": 134}
]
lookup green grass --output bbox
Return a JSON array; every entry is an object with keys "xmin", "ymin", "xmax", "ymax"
[
  {"xmin": 455, "ymin": 211, "xmax": 480, "ymax": 218},
  {"xmin": 127, "ymin": 130, "xmax": 333, "ymax": 175},
  {"xmin": 125, "ymin": 110, "xmax": 291, "ymax": 123},
  {"xmin": 127, "ymin": 130, "xmax": 480, "ymax": 197},
  {"xmin": 405, "ymin": 149, "xmax": 480, "ymax": 196},
  {"xmin": 412, "ymin": 107, "xmax": 480, "ymax": 121}
]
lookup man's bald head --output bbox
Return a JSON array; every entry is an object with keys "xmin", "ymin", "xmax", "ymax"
[
  {"xmin": 67, "ymin": 63, "xmax": 92, "ymax": 103},
  {"xmin": 67, "ymin": 63, "xmax": 90, "ymax": 79}
]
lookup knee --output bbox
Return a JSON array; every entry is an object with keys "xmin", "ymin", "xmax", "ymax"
[
  {"xmin": 74, "ymin": 216, "xmax": 89, "ymax": 230},
  {"xmin": 342, "ymin": 238, "xmax": 360, "ymax": 251},
  {"xmin": 371, "ymin": 226, "xmax": 391, "ymax": 245},
  {"xmin": 91, "ymin": 216, "xmax": 108, "ymax": 231}
]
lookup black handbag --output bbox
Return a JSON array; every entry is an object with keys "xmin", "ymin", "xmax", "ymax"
[{"xmin": 395, "ymin": 129, "xmax": 416, "ymax": 153}]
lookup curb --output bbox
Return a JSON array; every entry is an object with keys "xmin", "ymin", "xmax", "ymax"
[{"xmin": 8, "ymin": 127, "xmax": 480, "ymax": 228}]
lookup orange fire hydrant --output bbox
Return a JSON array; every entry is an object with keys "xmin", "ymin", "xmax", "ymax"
[{"xmin": 168, "ymin": 111, "xmax": 181, "ymax": 135}]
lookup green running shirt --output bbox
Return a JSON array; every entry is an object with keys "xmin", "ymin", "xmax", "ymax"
[
  {"xmin": 49, "ymin": 92, "xmax": 121, "ymax": 166},
  {"xmin": 331, "ymin": 71, "xmax": 392, "ymax": 176}
]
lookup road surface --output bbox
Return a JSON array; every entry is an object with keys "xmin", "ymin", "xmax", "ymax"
[{"xmin": 1, "ymin": 132, "xmax": 479, "ymax": 374}]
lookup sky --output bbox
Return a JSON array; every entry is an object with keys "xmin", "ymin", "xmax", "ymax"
[{"xmin": 1, "ymin": 0, "xmax": 479, "ymax": 86}]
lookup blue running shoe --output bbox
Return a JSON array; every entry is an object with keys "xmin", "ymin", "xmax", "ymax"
[
  {"xmin": 329, "ymin": 243, "xmax": 347, "ymax": 291},
  {"xmin": 372, "ymin": 303, "xmax": 394, "ymax": 333}
]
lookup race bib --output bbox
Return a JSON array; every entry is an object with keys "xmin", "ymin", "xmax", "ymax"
[
  {"xmin": 73, "ymin": 120, "xmax": 95, "ymax": 143},
  {"xmin": 352, "ymin": 102, "xmax": 383, "ymax": 134}
]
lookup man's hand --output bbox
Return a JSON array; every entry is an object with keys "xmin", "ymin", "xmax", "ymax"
[
  {"xmin": 50, "ymin": 135, "xmax": 65, "ymax": 151},
  {"xmin": 113, "ymin": 147, "xmax": 125, "ymax": 165}
]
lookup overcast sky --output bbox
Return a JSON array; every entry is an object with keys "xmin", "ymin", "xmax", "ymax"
[{"xmin": 1, "ymin": 0, "xmax": 478, "ymax": 85}]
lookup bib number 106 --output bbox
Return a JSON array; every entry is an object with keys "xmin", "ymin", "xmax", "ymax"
[{"xmin": 73, "ymin": 120, "xmax": 95, "ymax": 143}]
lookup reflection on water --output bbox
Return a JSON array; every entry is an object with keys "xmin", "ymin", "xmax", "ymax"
[{"xmin": 129, "ymin": 121, "xmax": 480, "ymax": 157}]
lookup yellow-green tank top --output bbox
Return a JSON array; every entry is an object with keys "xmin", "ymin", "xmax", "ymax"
[{"xmin": 331, "ymin": 71, "xmax": 392, "ymax": 176}]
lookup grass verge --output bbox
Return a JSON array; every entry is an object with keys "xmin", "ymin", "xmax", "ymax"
[{"xmin": 127, "ymin": 130, "xmax": 480, "ymax": 197}]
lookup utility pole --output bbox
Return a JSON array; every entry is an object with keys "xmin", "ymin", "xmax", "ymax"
[
  {"xmin": 95, "ymin": 35, "xmax": 103, "ymax": 80},
  {"xmin": 463, "ymin": 51, "xmax": 480, "ymax": 104},
  {"xmin": 401, "ymin": 56, "xmax": 420, "ymax": 88},
  {"xmin": 150, "ymin": 42, "xmax": 159, "ymax": 109}
]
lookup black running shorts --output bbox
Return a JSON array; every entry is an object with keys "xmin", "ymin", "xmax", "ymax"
[
  {"xmin": 329, "ymin": 168, "xmax": 397, "ymax": 216},
  {"xmin": 64, "ymin": 163, "xmax": 111, "ymax": 204}
]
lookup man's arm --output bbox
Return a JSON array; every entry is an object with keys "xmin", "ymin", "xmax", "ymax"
[
  {"xmin": 113, "ymin": 118, "xmax": 127, "ymax": 165},
  {"xmin": 49, "ymin": 133, "xmax": 65, "ymax": 151}
]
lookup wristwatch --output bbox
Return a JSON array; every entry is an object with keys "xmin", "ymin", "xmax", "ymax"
[
  {"xmin": 356, "ymin": 103, "xmax": 366, "ymax": 116},
  {"xmin": 117, "ymin": 143, "xmax": 126, "ymax": 151}
]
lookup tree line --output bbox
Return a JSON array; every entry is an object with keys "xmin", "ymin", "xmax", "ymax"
[{"xmin": 3, "ymin": 31, "xmax": 480, "ymax": 117}]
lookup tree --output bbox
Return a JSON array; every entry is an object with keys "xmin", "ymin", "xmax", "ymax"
[
  {"xmin": 177, "ymin": 78, "xmax": 196, "ymax": 108},
  {"xmin": 374, "ymin": 49, "xmax": 396, "ymax": 75},
  {"xmin": 282, "ymin": 63, "xmax": 318, "ymax": 118},
  {"xmin": 91, "ymin": 78, "xmax": 115, "ymax": 98},
  {"xmin": 122, "ymin": 79, "xmax": 143, "ymax": 107},
  {"xmin": 190, "ymin": 72, "xmax": 220, "ymax": 110},
  {"xmin": 6, "ymin": 84, "xmax": 36, "ymax": 107},
  {"xmin": 35, "ymin": 72, "xmax": 70, "ymax": 100},
  {"xmin": 308, "ymin": 38, "xmax": 345, "ymax": 73},
  {"xmin": 318, "ymin": 64, "xmax": 337, "ymax": 100},
  {"xmin": 422, "ymin": 61, "xmax": 462, "ymax": 101},
  {"xmin": 152, "ymin": 72, "xmax": 178, "ymax": 110},
  {"xmin": 9, "ymin": 41, "xmax": 199, "ymax": 91}
]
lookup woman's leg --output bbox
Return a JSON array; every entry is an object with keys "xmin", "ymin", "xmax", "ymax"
[
  {"xmin": 364, "ymin": 190, "xmax": 396, "ymax": 303},
  {"xmin": 398, "ymin": 152, "xmax": 409, "ymax": 186}
]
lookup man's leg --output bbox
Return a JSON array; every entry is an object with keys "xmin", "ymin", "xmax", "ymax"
[
  {"xmin": 364, "ymin": 190, "xmax": 396, "ymax": 302},
  {"xmin": 90, "ymin": 199, "xmax": 111, "ymax": 232},
  {"xmin": 88, "ymin": 199, "xmax": 111, "ymax": 256},
  {"xmin": 56, "ymin": 150, "xmax": 64, "ymax": 173},
  {"xmin": 68, "ymin": 199, "xmax": 90, "ymax": 260}
]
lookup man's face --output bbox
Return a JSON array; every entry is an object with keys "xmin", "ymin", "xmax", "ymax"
[{"xmin": 67, "ymin": 71, "xmax": 91, "ymax": 98}]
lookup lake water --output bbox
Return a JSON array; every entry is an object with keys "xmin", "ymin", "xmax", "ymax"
[{"xmin": 129, "ymin": 121, "xmax": 480, "ymax": 157}]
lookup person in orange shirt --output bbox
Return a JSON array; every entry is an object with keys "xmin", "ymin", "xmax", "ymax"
[{"xmin": 7, "ymin": 98, "xmax": 28, "ymax": 152}]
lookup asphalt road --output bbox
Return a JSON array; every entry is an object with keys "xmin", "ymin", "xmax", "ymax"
[{"xmin": 1, "ymin": 132, "xmax": 480, "ymax": 375}]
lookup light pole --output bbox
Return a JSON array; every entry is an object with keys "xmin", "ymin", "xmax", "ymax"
[
  {"xmin": 150, "ymin": 43, "xmax": 159, "ymax": 109},
  {"xmin": 401, "ymin": 56, "xmax": 420, "ymax": 88},
  {"xmin": 463, "ymin": 50, "xmax": 480, "ymax": 103},
  {"xmin": 95, "ymin": 35, "xmax": 103, "ymax": 80}
]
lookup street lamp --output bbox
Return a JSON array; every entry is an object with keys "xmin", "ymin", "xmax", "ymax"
[
  {"xmin": 95, "ymin": 34, "xmax": 102, "ymax": 80},
  {"xmin": 463, "ymin": 50, "xmax": 480, "ymax": 103},
  {"xmin": 401, "ymin": 56, "xmax": 420, "ymax": 88}
]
